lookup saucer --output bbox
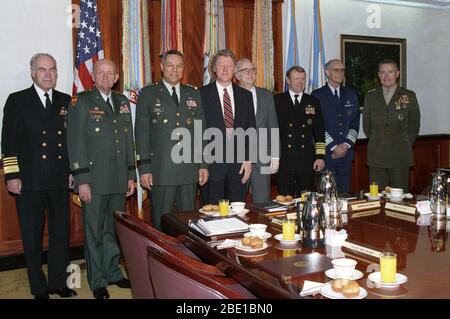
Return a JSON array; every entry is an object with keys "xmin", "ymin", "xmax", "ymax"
[
  {"xmin": 243, "ymin": 231, "xmax": 272, "ymax": 240},
  {"xmin": 386, "ymin": 193, "xmax": 406, "ymax": 201},
  {"xmin": 231, "ymin": 208, "xmax": 250, "ymax": 216},
  {"xmin": 234, "ymin": 241, "xmax": 268, "ymax": 252},
  {"xmin": 325, "ymin": 268, "xmax": 364, "ymax": 280},
  {"xmin": 273, "ymin": 199, "xmax": 295, "ymax": 206},
  {"xmin": 367, "ymin": 272, "xmax": 408, "ymax": 289},
  {"xmin": 319, "ymin": 283, "xmax": 368, "ymax": 299},
  {"xmin": 274, "ymin": 233, "xmax": 302, "ymax": 245},
  {"xmin": 364, "ymin": 192, "xmax": 382, "ymax": 201}
]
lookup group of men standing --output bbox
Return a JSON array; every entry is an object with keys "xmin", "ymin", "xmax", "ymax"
[{"xmin": 1, "ymin": 49, "xmax": 420, "ymax": 299}]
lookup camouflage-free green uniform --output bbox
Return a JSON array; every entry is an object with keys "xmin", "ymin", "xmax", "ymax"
[
  {"xmin": 363, "ymin": 86, "xmax": 420, "ymax": 191},
  {"xmin": 67, "ymin": 87, "xmax": 136, "ymax": 291},
  {"xmin": 135, "ymin": 82, "xmax": 206, "ymax": 230}
]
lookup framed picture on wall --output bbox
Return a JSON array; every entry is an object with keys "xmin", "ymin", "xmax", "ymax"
[{"xmin": 340, "ymin": 34, "xmax": 406, "ymax": 107}]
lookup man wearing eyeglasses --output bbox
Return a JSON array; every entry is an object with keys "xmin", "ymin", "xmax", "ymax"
[
  {"xmin": 311, "ymin": 59, "xmax": 360, "ymax": 193},
  {"xmin": 235, "ymin": 58, "xmax": 279, "ymax": 203}
]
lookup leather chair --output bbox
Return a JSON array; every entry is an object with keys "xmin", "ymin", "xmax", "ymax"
[{"xmin": 147, "ymin": 246, "xmax": 255, "ymax": 299}]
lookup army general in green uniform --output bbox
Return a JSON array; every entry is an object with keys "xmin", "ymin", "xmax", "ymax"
[
  {"xmin": 67, "ymin": 59, "xmax": 135, "ymax": 299},
  {"xmin": 363, "ymin": 59, "xmax": 420, "ymax": 191},
  {"xmin": 135, "ymin": 50, "xmax": 208, "ymax": 230}
]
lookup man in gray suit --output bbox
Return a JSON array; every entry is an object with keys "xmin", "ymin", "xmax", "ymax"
[{"xmin": 235, "ymin": 59, "xmax": 279, "ymax": 203}]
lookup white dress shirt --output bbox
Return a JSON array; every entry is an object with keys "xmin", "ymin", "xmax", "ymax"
[
  {"xmin": 216, "ymin": 82, "xmax": 235, "ymax": 117},
  {"xmin": 328, "ymin": 83, "xmax": 341, "ymax": 98},
  {"xmin": 33, "ymin": 84, "xmax": 53, "ymax": 109},
  {"xmin": 99, "ymin": 90, "xmax": 114, "ymax": 111},
  {"xmin": 288, "ymin": 89, "xmax": 303, "ymax": 105},
  {"xmin": 163, "ymin": 80, "xmax": 181, "ymax": 104},
  {"xmin": 250, "ymin": 86, "xmax": 257, "ymax": 115}
]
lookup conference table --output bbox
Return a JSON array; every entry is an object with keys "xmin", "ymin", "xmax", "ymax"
[{"xmin": 161, "ymin": 197, "xmax": 450, "ymax": 299}]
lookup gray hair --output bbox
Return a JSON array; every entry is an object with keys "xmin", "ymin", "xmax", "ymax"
[
  {"xmin": 235, "ymin": 58, "xmax": 254, "ymax": 72},
  {"xmin": 30, "ymin": 53, "xmax": 57, "ymax": 72},
  {"xmin": 325, "ymin": 59, "xmax": 342, "ymax": 69}
]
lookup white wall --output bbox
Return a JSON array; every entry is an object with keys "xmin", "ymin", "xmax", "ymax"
[
  {"xmin": 0, "ymin": 0, "xmax": 73, "ymax": 137},
  {"xmin": 283, "ymin": 0, "xmax": 450, "ymax": 135}
]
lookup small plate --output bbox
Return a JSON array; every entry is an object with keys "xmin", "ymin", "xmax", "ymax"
[
  {"xmin": 231, "ymin": 208, "xmax": 250, "ymax": 216},
  {"xmin": 273, "ymin": 199, "xmax": 295, "ymax": 206},
  {"xmin": 325, "ymin": 268, "xmax": 364, "ymax": 280},
  {"xmin": 274, "ymin": 233, "xmax": 302, "ymax": 245},
  {"xmin": 243, "ymin": 232, "xmax": 272, "ymax": 240},
  {"xmin": 367, "ymin": 272, "xmax": 408, "ymax": 289},
  {"xmin": 199, "ymin": 208, "xmax": 241, "ymax": 217},
  {"xmin": 199, "ymin": 208, "xmax": 220, "ymax": 215},
  {"xmin": 234, "ymin": 241, "xmax": 268, "ymax": 252},
  {"xmin": 320, "ymin": 283, "xmax": 368, "ymax": 299},
  {"xmin": 364, "ymin": 192, "xmax": 383, "ymax": 200}
]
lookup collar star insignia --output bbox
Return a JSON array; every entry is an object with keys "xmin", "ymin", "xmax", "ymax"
[{"xmin": 95, "ymin": 127, "xmax": 100, "ymax": 133}]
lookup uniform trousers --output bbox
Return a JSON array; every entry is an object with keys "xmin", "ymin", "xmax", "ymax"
[
  {"xmin": 326, "ymin": 160, "xmax": 353, "ymax": 193},
  {"xmin": 369, "ymin": 166, "xmax": 410, "ymax": 192},
  {"xmin": 81, "ymin": 194, "xmax": 125, "ymax": 290},
  {"xmin": 15, "ymin": 189, "xmax": 70, "ymax": 295},
  {"xmin": 277, "ymin": 169, "xmax": 313, "ymax": 198},
  {"xmin": 151, "ymin": 184, "xmax": 197, "ymax": 231}
]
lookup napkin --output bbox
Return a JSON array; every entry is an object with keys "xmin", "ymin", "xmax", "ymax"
[
  {"xmin": 325, "ymin": 229, "xmax": 348, "ymax": 247},
  {"xmin": 415, "ymin": 200, "xmax": 432, "ymax": 215},
  {"xmin": 216, "ymin": 239, "xmax": 238, "ymax": 250},
  {"xmin": 300, "ymin": 280, "xmax": 325, "ymax": 297}
]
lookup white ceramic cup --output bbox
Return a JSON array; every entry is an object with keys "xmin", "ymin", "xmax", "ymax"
[
  {"xmin": 230, "ymin": 202, "xmax": 246, "ymax": 213},
  {"xmin": 331, "ymin": 258, "xmax": 357, "ymax": 279},
  {"xmin": 390, "ymin": 188, "xmax": 404, "ymax": 197},
  {"xmin": 248, "ymin": 224, "xmax": 267, "ymax": 238}
]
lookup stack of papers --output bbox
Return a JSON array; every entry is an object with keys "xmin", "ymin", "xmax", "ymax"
[{"xmin": 194, "ymin": 217, "xmax": 249, "ymax": 236}]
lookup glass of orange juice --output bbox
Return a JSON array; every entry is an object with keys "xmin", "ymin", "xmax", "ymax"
[
  {"xmin": 380, "ymin": 252, "xmax": 397, "ymax": 283},
  {"xmin": 218, "ymin": 199, "xmax": 229, "ymax": 217},
  {"xmin": 282, "ymin": 218, "xmax": 296, "ymax": 240},
  {"xmin": 370, "ymin": 182, "xmax": 379, "ymax": 197}
]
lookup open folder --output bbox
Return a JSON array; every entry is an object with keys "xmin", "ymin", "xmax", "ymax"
[{"xmin": 189, "ymin": 217, "xmax": 249, "ymax": 236}]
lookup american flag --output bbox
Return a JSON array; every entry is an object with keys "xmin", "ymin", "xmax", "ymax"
[{"xmin": 72, "ymin": 0, "xmax": 104, "ymax": 95}]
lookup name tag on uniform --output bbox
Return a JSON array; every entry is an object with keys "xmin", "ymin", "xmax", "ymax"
[
  {"xmin": 305, "ymin": 105, "xmax": 315, "ymax": 115},
  {"xmin": 153, "ymin": 107, "xmax": 164, "ymax": 113}
]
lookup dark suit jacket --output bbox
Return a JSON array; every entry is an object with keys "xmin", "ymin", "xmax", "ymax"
[
  {"xmin": 274, "ymin": 92, "xmax": 325, "ymax": 171},
  {"xmin": 200, "ymin": 82, "xmax": 256, "ymax": 181},
  {"xmin": 311, "ymin": 84, "xmax": 360, "ymax": 162},
  {"xmin": 1, "ymin": 85, "xmax": 71, "ymax": 191}
]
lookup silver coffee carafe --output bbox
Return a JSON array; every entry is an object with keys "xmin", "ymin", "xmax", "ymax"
[
  {"xmin": 430, "ymin": 171, "xmax": 447, "ymax": 215},
  {"xmin": 317, "ymin": 170, "xmax": 337, "ymax": 203},
  {"xmin": 301, "ymin": 192, "xmax": 325, "ymax": 249}
]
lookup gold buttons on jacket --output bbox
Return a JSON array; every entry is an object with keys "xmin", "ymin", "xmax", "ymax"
[
  {"xmin": 58, "ymin": 143, "xmax": 62, "ymax": 148},
  {"xmin": 42, "ymin": 143, "xmax": 47, "ymax": 147},
  {"xmin": 288, "ymin": 145, "xmax": 292, "ymax": 148},
  {"xmin": 289, "ymin": 123, "xmax": 293, "ymax": 127},
  {"xmin": 302, "ymin": 125, "xmax": 306, "ymax": 128},
  {"xmin": 176, "ymin": 112, "xmax": 180, "ymax": 117},
  {"xmin": 113, "ymin": 120, "xmax": 117, "ymax": 124},
  {"xmin": 115, "ymin": 130, "xmax": 118, "ymax": 134},
  {"xmin": 116, "ymin": 139, "xmax": 119, "ymax": 144},
  {"xmin": 58, "ymin": 156, "xmax": 62, "ymax": 160},
  {"xmin": 288, "ymin": 134, "xmax": 292, "ymax": 138},
  {"xmin": 301, "ymin": 145, "xmax": 305, "ymax": 149},
  {"xmin": 176, "ymin": 122, "xmax": 180, "ymax": 126},
  {"xmin": 42, "ymin": 155, "xmax": 47, "ymax": 159},
  {"xmin": 57, "ymin": 131, "xmax": 62, "ymax": 135},
  {"xmin": 42, "ymin": 131, "xmax": 47, "ymax": 135},
  {"xmin": 301, "ymin": 135, "xmax": 305, "ymax": 138}
]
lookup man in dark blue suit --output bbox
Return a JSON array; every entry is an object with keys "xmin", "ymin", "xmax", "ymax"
[
  {"xmin": 311, "ymin": 59, "xmax": 360, "ymax": 193},
  {"xmin": 200, "ymin": 49, "xmax": 256, "ymax": 204}
]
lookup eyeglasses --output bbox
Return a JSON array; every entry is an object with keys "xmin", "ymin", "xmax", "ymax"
[
  {"xmin": 329, "ymin": 68, "xmax": 345, "ymax": 74},
  {"xmin": 237, "ymin": 67, "xmax": 257, "ymax": 75}
]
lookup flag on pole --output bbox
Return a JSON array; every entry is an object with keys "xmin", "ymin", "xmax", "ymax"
[
  {"xmin": 73, "ymin": 0, "xmax": 104, "ymax": 95},
  {"xmin": 161, "ymin": 0, "xmax": 183, "ymax": 54},
  {"xmin": 203, "ymin": 0, "xmax": 226, "ymax": 85},
  {"xmin": 122, "ymin": 0, "xmax": 152, "ymax": 220},
  {"xmin": 252, "ymin": 0, "xmax": 274, "ymax": 91},
  {"xmin": 284, "ymin": 0, "xmax": 300, "ymax": 91},
  {"xmin": 308, "ymin": 0, "xmax": 327, "ymax": 93}
]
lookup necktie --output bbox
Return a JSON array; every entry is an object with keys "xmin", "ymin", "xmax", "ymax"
[
  {"xmin": 223, "ymin": 88, "xmax": 234, "ymax": 139},
  {"xmin": 172, "ymin": 87, "xmax": 179, "ymax": 107},
  {"xmin": 44, "ymin": 92, "xmax": 52, "ymax": 110},
  {"xmin": 294, "ymin": 94, "xmax": 300, "ymax": 107},
  {"xmin": 334, "ymin": 89, "xmax": 340, "ymax": 100},
  {"xmin": 106, "ymin": 97, "xmax": 114, "ymax": 112}
]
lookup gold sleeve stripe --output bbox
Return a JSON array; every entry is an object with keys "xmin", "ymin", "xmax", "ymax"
[
  {"xmin": 316, "ymin": 149, "xmax": 326, "ymax": 155},
  {"xmin": 2, "ymin": 156, "xmax": 18, "ymax": 163},
  {"xmin": 4, "ymin": 165, "xmax": 19, "ymax": 174}
]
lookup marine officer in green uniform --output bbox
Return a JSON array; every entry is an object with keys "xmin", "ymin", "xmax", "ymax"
[
  {"xmin": 363, "ymin": 59, "xmax": 420, "ymax": 191},
  {"xmin": 67, "ymin": 59, "xmax": 136, "ymax": 299},
  {"xmin": 135, "ymin": 50, "xmax": 208, "ymax": 230}
]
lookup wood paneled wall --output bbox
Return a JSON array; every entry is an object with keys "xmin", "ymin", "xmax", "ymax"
[{"xmin": 72, "ymin": 0, "xmax": 283, "ymax": 92}]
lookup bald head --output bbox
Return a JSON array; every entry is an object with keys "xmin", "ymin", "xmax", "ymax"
[{"xmin": 93, "ymin": 59, "xmax": 119, "ymax": 95}]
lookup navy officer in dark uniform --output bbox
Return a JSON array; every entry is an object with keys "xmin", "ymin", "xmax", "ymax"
[
  {"xmin": 274, "ymin": 66, "xmax": 325, "ymax": 197},
  {"xmin": 1, "ymin": 53, "xmax": 76, "ymax": 299},
  {"xmin": 312, "ymin": 59, "xmax": 360, "ymax": 193}
]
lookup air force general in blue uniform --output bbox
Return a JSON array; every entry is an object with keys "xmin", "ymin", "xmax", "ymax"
[{"xmin": 311, "ymin": 59, "xmax": 360, "ymax": 193}]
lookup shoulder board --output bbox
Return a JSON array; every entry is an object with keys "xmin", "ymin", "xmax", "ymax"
[
  {"xmin": 367, "ymin": 88, "xmax": 376, "ymax": 94},
  {"xmin": 185, "ymin": 83, "xmax": 198, "ymax": 90}
]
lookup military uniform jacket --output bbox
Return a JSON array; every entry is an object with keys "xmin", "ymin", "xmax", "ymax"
[
  {"xmin": 135, "ymin": 82, "xmax": 206, "ymax": 186},
  {"xmin": 311, "ymin": 85, "xmax": 360, "ymax": 162},
  {"xmin": 67, "ymin": 88, "xmax": 136, "ymax": 195},
  {"xmin": 1, "ymin": 86, "xmax": 71, "ymax": 191},
  {"xmin": 274, "ymin": 92, "xmax": 325, "ymax": 171},
  {"xmin": 363, "ymin": 86, "xmax": 420, "ymax": 168}
]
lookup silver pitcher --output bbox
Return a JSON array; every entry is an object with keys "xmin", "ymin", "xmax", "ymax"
[
  {"xmin": 301, "ymin": 192, "xmax": 325, "ymax": 249},
  {"xmin": 430, "ymin": 171, "xmax": 447, "ymax": 215},
  {"xmin": 317, "ymin": 170, "xmax": 337, "ymax": 203}
]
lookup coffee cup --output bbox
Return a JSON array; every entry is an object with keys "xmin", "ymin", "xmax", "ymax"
[
  {"xmin": 230, "ymin": 202, "xmax": 246, "ymax": 213},
  {"xmin": 248, "ymin": 224, "xmax": 267, "ymax": 238},
  {"xmin": 390, "ymin": 188, "xmax": 404, "ymax": 198},
  {"xmin": 331, "ymin": 258, "xmax": 357, "ymax": 279}
]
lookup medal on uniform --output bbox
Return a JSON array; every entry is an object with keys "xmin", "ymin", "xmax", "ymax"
[
  {"xmin": 186, "ymin": 117, "xmax": 192, "ymax": 125},
  {"xmin": 308, "ymin": 118, "xmax": 313, "ymax": 125},
  {"xmin": 119, "ymin": 104, "xmax": 131, "ymax": 114},
  {"xmin": 124, "ymin": 127, "xmax": 128, "ymax": 133},
  {"xmin": 186, "ymin": 98, "xmax": 197, "ymax": 109},
  {"xmin": 398, "ymin": 114, "xmax": 404, "ymax": 121},
  {"xmin": 305, "ymin": 105, "xmax": 315, "ymax": 115},
  {"xmin": 95, "ymin": 127, "xmax": 100, "ymax": 133},
  {"xmin": 90, "ymin": 108, "xmax": 105, "ymax": 120}
]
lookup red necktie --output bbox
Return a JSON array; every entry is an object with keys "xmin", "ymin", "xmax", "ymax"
[{"xmin": 223, "ymin": 88, "xmax": 234, "ymax": 139}]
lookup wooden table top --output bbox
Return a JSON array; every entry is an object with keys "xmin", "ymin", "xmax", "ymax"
[{"xmin": 161, "ymin": 200, "xmax": 450, "ymax": 299}]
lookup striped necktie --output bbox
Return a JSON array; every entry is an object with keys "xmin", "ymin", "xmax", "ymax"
[{"xmin": 223, "ymin": 88, "xmax": 234, "ymax": 139}]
